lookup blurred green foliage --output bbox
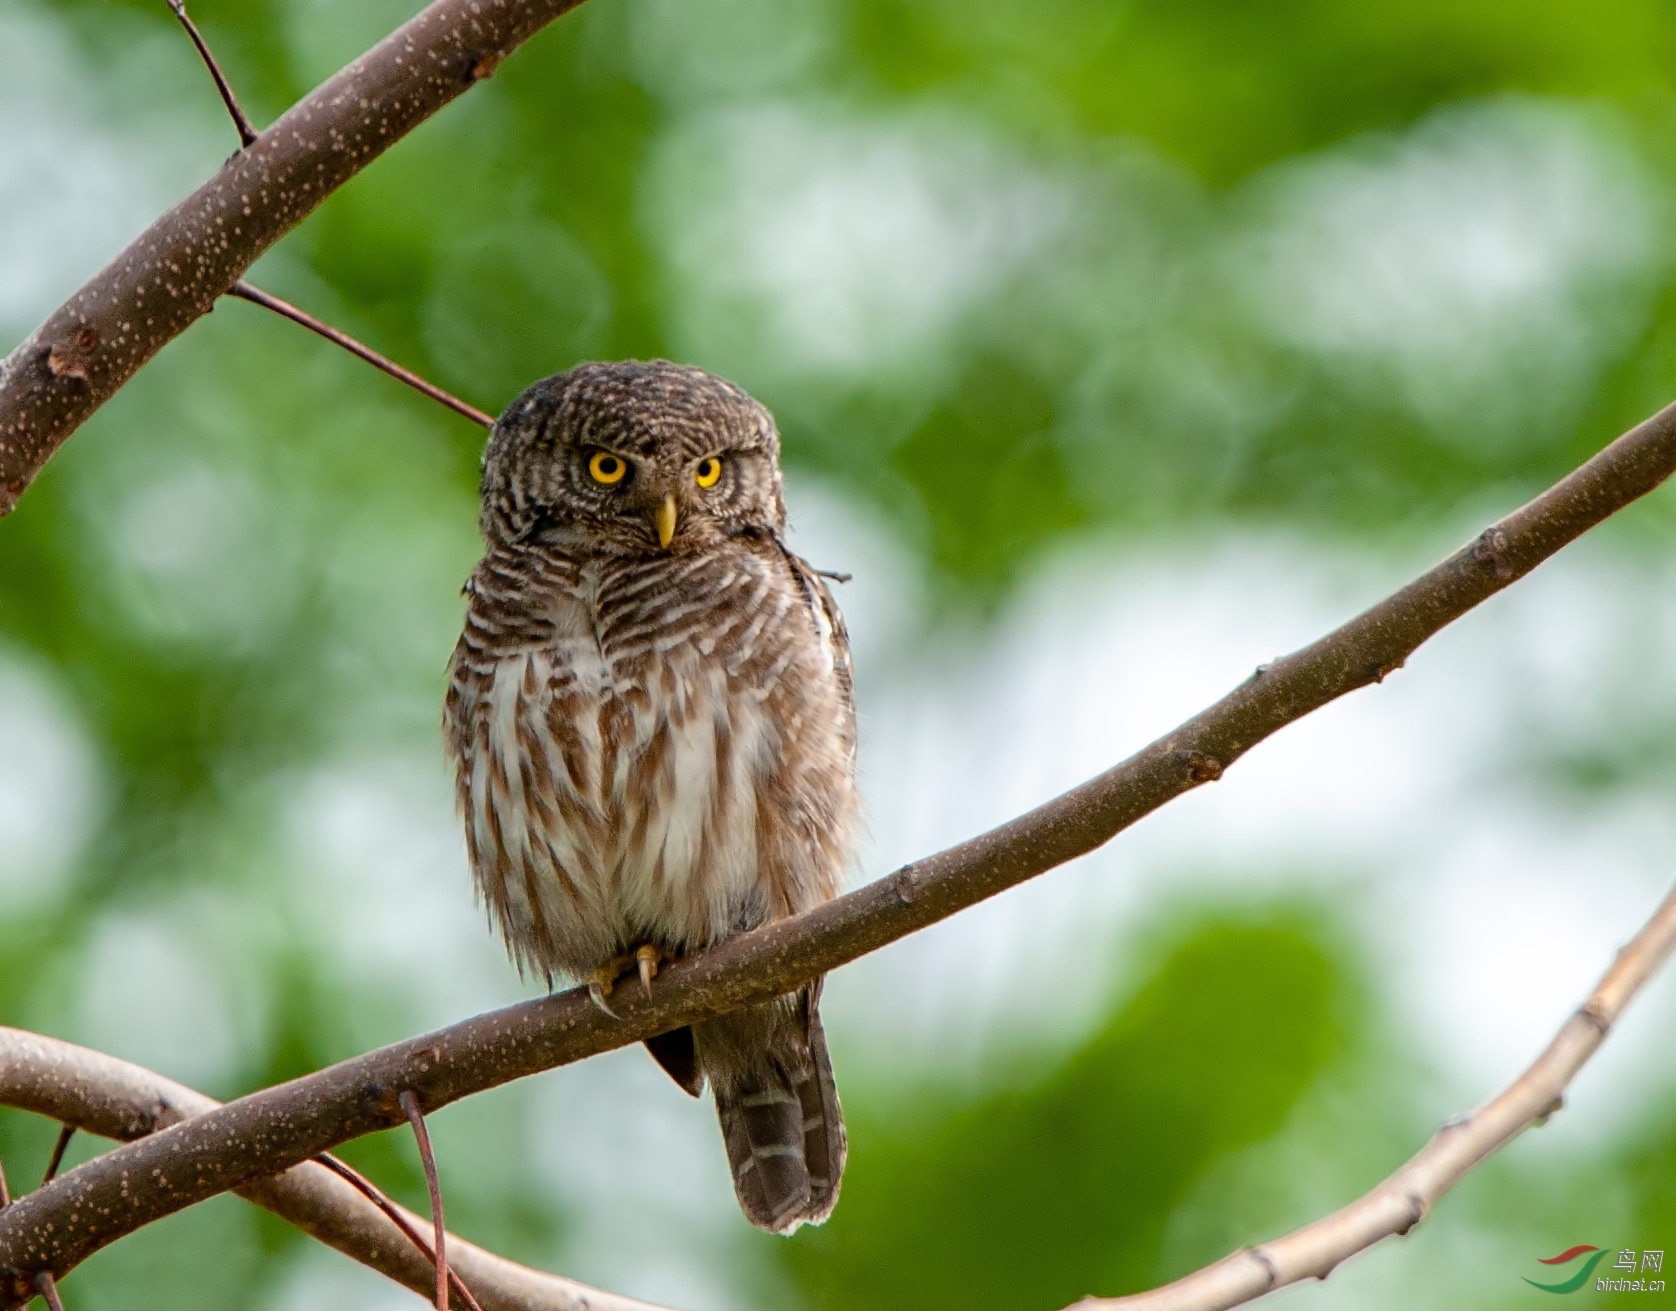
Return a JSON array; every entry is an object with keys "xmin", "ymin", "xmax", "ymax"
[
  {"xmin": 3, "ymin": 0, "xmax": 1676, "ymax": 1308},
  {"xmin": 787, "ymin": 919, "xmax": 1348, "ymax": 1309},
  {"xmin": 26, "ymin": 0, "xmax": 1676, "ymax": 591}
]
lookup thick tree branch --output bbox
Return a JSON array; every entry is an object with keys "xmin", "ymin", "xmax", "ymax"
[
  {"xmin": 0, "ymin": 1030, "xmax": 668, "ymax": 1311},
  {"xmin": 1076, "ymin": 879, "xmax": 1676, "ymax": 1310},
  {"xmin": 1, "ymin": 390, "xmax": 1674, "ymax": 1299},
  {"xmin": 0, "ymin": 0, "xmax": 584, "ymax": 515}
]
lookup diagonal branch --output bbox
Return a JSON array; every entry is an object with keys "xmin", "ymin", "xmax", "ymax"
[
  {"xmin": 1076, "ymin": 879, "xmax": 1676, "ymax": 1310},
  {"xmin": 226, "ymin": 282, "xmax": 494, "ymax": 427},
  {"xmin": 1, "ymin": 383, "xmax": 1674, "ymax": 1299},
  {"xmin": 164, "ymin": 0, "xmax": 261, "ymax": 147},
  {"xmin": 314, "ymin": 1155, "xmax": 486, "ymax": 1311},
  {"xmin": 165, "ymin": 7, "xmax": 495, "ymax": 428},
  {"xmin": 0, "ymin": 1030, "xmax": 668, "ymax": 1311},
  {"xmin": 0, "ymin": 0, "xmax": 586, "ymax": 516}
]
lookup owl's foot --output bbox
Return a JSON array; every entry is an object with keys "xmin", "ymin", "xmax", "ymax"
[
  {"xmin": 635, "ymin": 943, "xmax": 663, "ymax": 998},
  {"xmin": 585, "ymin": 943, "xmax": 668, "ymax": 1016},
  {"xmin": 586, "ymin": 952, "xmax": 636, "ymax": 1017}
]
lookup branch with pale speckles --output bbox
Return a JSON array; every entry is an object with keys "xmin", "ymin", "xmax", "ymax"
[
  {"xmin": 0, "ymin": 1029, "xmax": 668, "ymax": 1311},
  {"xmin": 1072, "ymin": 879, "xmax": 1676, "ymax": 1311},
  {"xmin": 2, "ymin": 378, "xmax": 1676, "ymax": 1302},
  {"xmin": 0, "ymin": 0, "xmax": 583, "ymax": 516}
]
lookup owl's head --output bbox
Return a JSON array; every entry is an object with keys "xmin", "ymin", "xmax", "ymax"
[{"xmin": 479, "ymin": 360, "xmax": 787, "ymax": 555}]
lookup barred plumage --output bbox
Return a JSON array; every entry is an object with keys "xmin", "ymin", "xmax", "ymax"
[{"xmin": 443, "ymin": 361, "xmax": 855, "ymax": 1233}]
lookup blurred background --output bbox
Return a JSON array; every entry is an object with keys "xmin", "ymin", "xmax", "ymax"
[{"xmin": 4, "ymin": 1, "xmax": 1676, "ymax": 1307}]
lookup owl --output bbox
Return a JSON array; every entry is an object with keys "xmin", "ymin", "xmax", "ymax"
[{"xmin": 443, "ymin": 360, "xmax": 856, "ymax": 1234}]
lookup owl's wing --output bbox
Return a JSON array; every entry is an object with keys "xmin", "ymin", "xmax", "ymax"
[{"xmin": 778, "ymin": 544, "xmax": 856, "ymax": 756}]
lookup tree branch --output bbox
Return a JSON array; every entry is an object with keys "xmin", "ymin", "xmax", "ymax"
[
  {"xmin": 1, "ymin": 386, "xmax": 1674, "ymax": 1299},
  {"xmin": 0, "ymin": 1030, "xmax": 668, "ymax": 1311},
  {"xmin": 1075, "ymin": 879, "xmax": 1676, "ymax": 1310},
  {"xmin": 165, "ymin": 0, "xmax": 261, "ymax": 147},
  {"xmin": 226, "ymin": 281, "xmax": 494, "ymax": 427},
  {"xmin": 0, "ymin": 0, "xmax": 585, "ymax": 516}
]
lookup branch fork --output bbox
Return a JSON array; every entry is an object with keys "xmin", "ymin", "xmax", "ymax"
[{"xmin": 0, "ymin": 0, "xmax": 589, "ymax": 514}]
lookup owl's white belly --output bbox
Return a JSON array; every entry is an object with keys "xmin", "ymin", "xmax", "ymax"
[{"xmin": 470, "ymin": 637, "xmax": 774, "ymax": 975}]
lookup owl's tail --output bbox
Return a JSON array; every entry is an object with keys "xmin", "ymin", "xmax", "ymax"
[{"xmin": 695, "ymin": 983, "xmax": 845, "ymax": 1234}]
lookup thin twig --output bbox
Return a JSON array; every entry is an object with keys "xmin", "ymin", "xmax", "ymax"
[
  {"xmin": 0, "ymin": 1160, "xmax": 10, "ymax": 1210},
  {"xmin": 227, "ymin": 282, "xmax": 495, "ymax": 429},
  {"xmin": 400, "ymin": 1091, "xmax": 453, "ymax": 1311},
  {"xmin": 29, "ymin": 1128, "xmax": 74, "ymax": 1310},
  {"xmin": 314, "ymin": 1155, "xmax": 485, "ymax": 1311},
  {"xmin": 3, "ymin": 384, "xmax": 1676, "ymax": 1297},
  {"xmin": 0, "ymin": 1032, "xmax": 659, "ymax": 1311},
  {"xmin": 0, "ymin": 0, "xmax": 586, "ymax": 514},
  {"xmin": 163, "ymin": 0, "xmax": 259, "ymax": 147},
  {"xmin": 1078, "ymin": 880, "xmax": 1676, "ymax": 1310},
  {"xmin": 39, "ymin": 1130, "xmax": 72, "ymax": 1188}
]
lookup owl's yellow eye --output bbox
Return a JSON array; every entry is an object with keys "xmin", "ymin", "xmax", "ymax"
[
  {"xmin": 695, "ymin": 456, "xmax": 723, "ymax": 488},
  {"xmin": 588, "ymin": 451, "xmax": 627, "ymax": 485}
]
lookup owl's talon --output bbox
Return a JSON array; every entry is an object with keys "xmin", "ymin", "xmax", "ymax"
[
  {"xmin": 587, "ymin": 955, "xmax": 631, "ymax": 1018},
  {"xmin": 587, "ymin": 976, "xmax": 620, "ymax": 1018},
  {"xmin": 636, "ymin": 943, "xmax": 662, "ymax": 998}
]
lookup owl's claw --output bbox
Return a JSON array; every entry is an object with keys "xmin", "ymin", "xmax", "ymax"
[
  {"xmin": 636, "ymin": 943, "xmax": 662, "ymax": 998},
  {"xmin": 586, "ymin": 953, "xmax": 633, "ymax": 1018},
  {"xmin": 587, "ymin": 976, "xmax": 619, "ymax": 1018},
  {"xmin": 586, "ymin": 943, "xmax": 667, "ymax": 1014}
]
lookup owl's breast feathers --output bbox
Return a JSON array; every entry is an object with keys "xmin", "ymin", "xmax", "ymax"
[{"xmin": 444, "ymin": 537, "xmax": 856, "ymax": 981}]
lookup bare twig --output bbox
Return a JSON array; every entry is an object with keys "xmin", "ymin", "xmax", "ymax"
[
  {"xmin": 1077, "ymin": 881, "xmax": 1676, "ymax": 1310},
  {"xmin": 314, "ymin": 1155, "xmax": 485, "ymax": 1311},
  {"xmin": 3, "ymin": 389, "xmax": 1676, "ymax": 1300},
  {"xmin": 0, "ymin": 1031, "xmax": 665, "ymax": 1311},
  {"xmin": 38, "ymin": 1131, "xmax": 72, "ymax": 1189},
  {"xmin": 227, "ymin": 282, "xmax": 494, "ymax": 428},
  {"xmin": 164, "ymin": 0, "xmax": 260, "ymax": 147},
  {"xmin": 0, "ymin": 0, "xmax": 586, "ymax": 515},
  {"xmin": 400, "ymin": 1091, "xmax": 454, "ymax": 1311}
]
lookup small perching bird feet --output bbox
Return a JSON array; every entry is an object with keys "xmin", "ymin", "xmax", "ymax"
[{"xmin": 586, "ymin": 943, "xmax": 667, "ymax": 1016}]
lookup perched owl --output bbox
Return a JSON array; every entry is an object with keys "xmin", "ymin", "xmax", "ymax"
[{"xmin": 443, "ymin": 360, "xmax": 856, "ymax": 1233}]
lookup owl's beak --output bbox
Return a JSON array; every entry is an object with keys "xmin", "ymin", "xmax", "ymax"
[{"xmin": 654, "ymin": 494, "xmax": 678, "ymax": 550}]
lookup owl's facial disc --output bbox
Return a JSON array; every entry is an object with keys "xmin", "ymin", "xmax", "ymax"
[
  {"xmin": 481, "ymin": 361, "xmax": 790, "ymax": 552},
  {"xmin": 581, "ymin": 443, "xmax": 683, "ymax": 551}
]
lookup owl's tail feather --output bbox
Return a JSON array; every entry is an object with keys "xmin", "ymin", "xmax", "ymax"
[
  {"xmin": 644, "ymin": 1027, "xmax": 704, "ymax": 1097},
  {"xmin": 699, "ymin": 984, "xmax": 845, "ymax": 1234}
]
